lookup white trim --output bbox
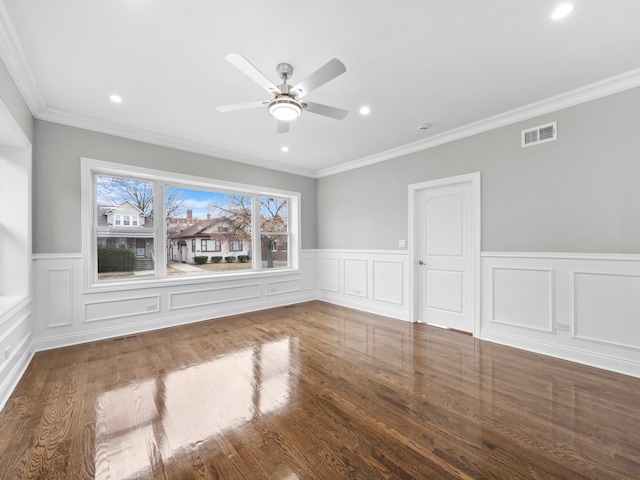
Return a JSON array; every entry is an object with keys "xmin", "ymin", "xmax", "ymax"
[
  {"xmin": 0, "ymin": 336, "xmax": 34, "ymax": 411},
  {"xmin": 0, "ymin": 294, "xmax": 30, "ymax": 328},
  {"xmin": 39, "ymin": 108, "xmax": 317, "ymax": 178},
  {"xmin": 408, "ymin": 173, "xmax": 481, "ymax": 336},
  {"xmin": 33, "ymin": 293, "xmax": 315, "ymax": 353},
  {"xmin": 489, "ymin": 266, "xmax": 556, "ymax": 334},
  {"xmin": 3, "ymin": 0, "xmax": 639, "ymax": 181},
  {"xmin": 482, "ymin": 252, "xmax": 640, "ymax": 262},
  {"xmin": 81, "ymin": 158, "xmax": 301, "ymax": 292},
  {"xmin": 0, "ymin": 2, "xmax": 44, "ymax": 114},
  {"xmin": 317, "ymin": 68, "xmax": 640, "ymax": 178},
  {"xmin": 311, "ymin": 249, "xmax": 408, "ymax": 256},
  {"xmin": 482, "ymin": 330, "xmax": 640, "ymax": 379}
]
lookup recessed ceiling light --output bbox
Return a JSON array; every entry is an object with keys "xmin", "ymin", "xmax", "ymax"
[
  {"xmin": 109, "ymin": 94, "xmax": 123, "ymax": 104},
  {"xmin": 552, "ymin": 3, "xmax": 573, "ymax": 20},
  {"xmin": 281, "ymin": 146, "xmax": 289, "ymax": 153},
  {"xmin": 359, "ymin": 106, "xmax": 371, "ymax": 115}
]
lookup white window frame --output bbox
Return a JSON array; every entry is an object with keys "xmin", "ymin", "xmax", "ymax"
[{"xmin": 81, "ymin": 158, "xmax": 300, "ymax": 291}]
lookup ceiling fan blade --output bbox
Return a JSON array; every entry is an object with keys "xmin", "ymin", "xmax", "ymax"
[
  {"xmin": 291, "ymin": 58, "xmax": 346, "ymax": 98},
  {"xmin": 226, "ymin": 53, "xmax": 280, "ymax": 94},
  {"xmin": 277, "ymin": 121, "xmax": 290, "ymax": 134},
  {"xmin": 216, "ymin": 100, "xmax": 267, "ymax": 112},
  {"xmin": 303, "ymin": 101, "xmax": 348, "ymax": 120}
]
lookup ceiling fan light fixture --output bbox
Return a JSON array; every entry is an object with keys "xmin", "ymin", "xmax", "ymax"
[{"xmin": 268, "ymin": 96, "xmax": 302, "ymax": 122}]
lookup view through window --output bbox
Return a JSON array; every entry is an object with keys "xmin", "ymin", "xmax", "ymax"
[
  {"xmin": 166, "ymin": 187, "xmax": 253, "ymax": 276},
  {"xmin": 90, "ymin": 163, "xmax": 296, "ymax": 284},
  {"xmin": 95, "ymin": 175, "xmax": 156, "ymax": 280}
]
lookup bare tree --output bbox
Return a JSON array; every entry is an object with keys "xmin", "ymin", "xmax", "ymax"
[
  {"xmin": 206, "ymin": 195, "xmax": 287, "ymax": 268},
  {"xmin": 97, "ymin": 175, "xmax": 186, "ymax": 219},
  {"xmin": 260, "ymin": 197, "xmax": 288, "ymax": 268}
]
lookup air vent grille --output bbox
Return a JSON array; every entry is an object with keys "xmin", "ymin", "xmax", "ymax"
[{"xmin": 521, "ymin": 121, "xmax": 557, "ymax": 147}]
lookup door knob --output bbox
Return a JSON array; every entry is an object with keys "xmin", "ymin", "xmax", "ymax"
[{"xmin": 418, "ymin": 260, "xmax": 425, "ymax": 265}]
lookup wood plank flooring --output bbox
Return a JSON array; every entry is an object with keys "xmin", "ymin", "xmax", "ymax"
[{"xmin": 1, "ymin": 301, "xmax": 639, "ymax": 479}]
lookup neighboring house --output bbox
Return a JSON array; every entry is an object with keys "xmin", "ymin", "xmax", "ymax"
[
  {"xmin": 262, "ymin": 236, "xmax": 288, "ymax": 262},
  {"xmin": 168, "ymin": 218, "xmax": 249, "ymax": 263},
  {"xmin": 166, "ymin": 209, "xmax": 211, "ymax": 236},
  {"xmin": 96, "ymin": 200, "xmax": 155, "ymax": 270}
]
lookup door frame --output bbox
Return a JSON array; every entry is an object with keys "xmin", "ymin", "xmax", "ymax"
[{"xmin": 408, "ymin": 172, "xmax": 481, "ymax": 336}]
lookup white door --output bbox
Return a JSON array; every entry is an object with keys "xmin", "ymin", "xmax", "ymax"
[{"xmin": 415, "ymin": 177, "xmax": 477, "ymax": 332}]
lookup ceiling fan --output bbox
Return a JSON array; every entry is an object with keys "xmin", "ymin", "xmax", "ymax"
[{"xmin": 216, "ymin": 54, "xmax": 348, "ymax": 133}]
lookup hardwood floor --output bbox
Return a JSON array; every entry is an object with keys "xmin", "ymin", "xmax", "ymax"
[{"xmin": 1, "ymin": 301, "xmax": 639, "ymax": 479}]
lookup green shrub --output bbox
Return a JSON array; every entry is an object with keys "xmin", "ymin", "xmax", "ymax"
[
  {"xmin": 97, "ymin": 245, "xmax": 135, "ymax": 272},
  {"xmin": 224, "ymin": 256, "xmax": 236, "ymax": 263},
  {"xmin": 193, "ymin": 256, "xmax": 208, "ymax": 265},
  {"xmin": 211, "ymin": 256, "xmax": 222, "ymax": 263},
  {"xmin": 237, "ymin": 255, "xmax": 250, "ymax": 263}
]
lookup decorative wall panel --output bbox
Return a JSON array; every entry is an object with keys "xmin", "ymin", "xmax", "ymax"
[
  {"xmin": 45, "ymin": 267, "xmax": 73, "ymax": 327},
  {"xmin": 344, "ymin": 259, "xmax": 367, "ymax": 297},
  {"xmin": 573, "ymin": 271, "xmax": 640, "ymax": 350},
  {"xmin": 491, "ymin": 267, "xmax": 554, "ymax": 332}
]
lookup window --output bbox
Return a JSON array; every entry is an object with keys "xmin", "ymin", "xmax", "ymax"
[
  {"xmin": 166, "ymin": 186, "xmax": 252, "ymax": 275},
  {"xmin": 94, "ymin": 174, "xmax": 155, "ymax": 282},
  {"xmin": 83, "ymin": 159, "xmax": 300, "ymax": 287},
  {"xmin": 260, "ymin": 196, "xmax": 289, "ymax": 269},
  {"xmin": 202, "ymin": 239, "xmax": 221, "ymax": 252}
]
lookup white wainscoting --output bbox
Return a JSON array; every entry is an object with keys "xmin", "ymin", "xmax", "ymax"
[
  {"xmin": 316, "ymin": 250, "xmax": 410, "ymax": 321},
  {"xmin": 32, "ymin": 251, "xmax": 317, "ymax": 351},
  {"xmin": 0, "ymin": 296, "xmax": 33, "ymax": 410},
  {"xmin": 482, "ymin": 253, "xmax": 640, "ymax": 378},
  {"xmin": 12, "ymin": 249, "xmax": 640, "ymax": 411}
]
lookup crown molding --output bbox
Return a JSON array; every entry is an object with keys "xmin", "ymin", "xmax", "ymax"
[
  {"xmin": 0, "ymin": 1, "xmax": 45, "ymax": 114},
  {"xmin": 2, "ymin": 0, "xmax": 640, "ymax": 181},
  {"xmin": 35, "ymin": 107, "xmax": 317, "ymax": 178},
  {"xmin": 316, "ymin": 67, "xmax": 640, "ymax": 178}
]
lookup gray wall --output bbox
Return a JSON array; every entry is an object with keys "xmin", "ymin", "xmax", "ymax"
[
  {"xmin": 0, "ymin": 58, "xmax": 34, "ymax": 143},
  {"xmin": 317, "ymin": 86, "xmax": 640, "ymax": 254},
  {"xmin": 33, "ymin": 120, "xmax": 317, "ymax": 253}
]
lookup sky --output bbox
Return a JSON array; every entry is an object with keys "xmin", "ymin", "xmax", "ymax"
[
  {"xmin": 96, "ymin": 175, "xmax": 286, "ymax": 223},
  {"xmin": 167, "ymin": 186, "xmax": 250, "ymax": 219}
]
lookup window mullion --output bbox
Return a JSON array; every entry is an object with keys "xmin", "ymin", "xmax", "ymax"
[
  {"xmin": 252, "ymin": 193, "xmax": 261, "ymax": 271},
  {"xmin": 156, "ymin": 180, "xmax": 165, "ymax": 279}
]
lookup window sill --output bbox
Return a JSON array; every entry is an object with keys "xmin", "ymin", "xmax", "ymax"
[
  {"xmin": 0, "ymin": 295, "xmax": 29, "ymax": 320},
  {"xmin": 85, "ymin": 267, "xmax": 301, "ymax": 294}
]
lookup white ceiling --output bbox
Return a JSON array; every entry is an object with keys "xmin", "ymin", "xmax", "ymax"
[{"xmin": 1, "ymin": 0, "xmax": 640, "ymax": 177}]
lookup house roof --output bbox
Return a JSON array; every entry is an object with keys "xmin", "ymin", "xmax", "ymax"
[
  {"xmin": 101, "ymin": 200, "xmax": 148, "ymax": 217},
  {"xmin": 169, "ymin": 219, "xmax": 217, "ymax": 239}
]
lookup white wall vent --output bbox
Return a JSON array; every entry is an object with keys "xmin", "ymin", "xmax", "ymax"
[{"xmin": 521, "ymin": 121, "xmax": 557, "ymax": 148}]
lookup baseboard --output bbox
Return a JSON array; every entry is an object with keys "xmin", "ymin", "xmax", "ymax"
[
  {"xmin": 33, "ymin": 291, "xmax": 316, "ymax": 352},
  {"xmin": 317, "ymin": 293, "xmax": 409, "ymax": 322},
  {"xmin": 481, "ymin": 329, "xmax": 640, "ymax": 378},
  {"xmin": 0, "ymin": 336, "xmax": 34, "ymax": 411}
]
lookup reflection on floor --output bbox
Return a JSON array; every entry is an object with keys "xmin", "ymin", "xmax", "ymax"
[{"xmin": 1, "ymin": 301, "xmax": 639, "ymax": 479}]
